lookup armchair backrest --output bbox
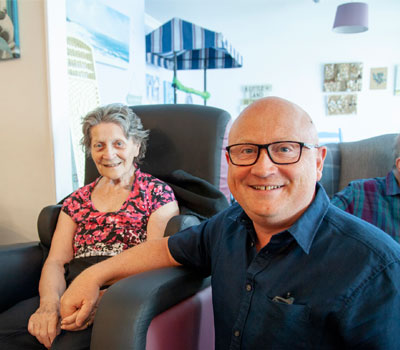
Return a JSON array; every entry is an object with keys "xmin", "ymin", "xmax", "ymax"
[
  {"xmin": 38, "ymin": 104, "xmax": 232, "ymax": 249},
  {"xmin": 84, "ymin": 104, "xmax": 232, "ymax": 200},
  {"xmin": 321, "ymin": 133, "xmax": 397, "ymax": 198}
]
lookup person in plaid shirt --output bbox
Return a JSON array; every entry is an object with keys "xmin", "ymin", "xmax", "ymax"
[{"xmin": 332, "ymin": 134, "xmax": 400, "ymax": 242}]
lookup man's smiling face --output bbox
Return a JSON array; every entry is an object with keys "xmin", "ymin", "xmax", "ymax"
[{"xmin": 226, "ymin": 97, "xmax": 326, "ymax": 231}]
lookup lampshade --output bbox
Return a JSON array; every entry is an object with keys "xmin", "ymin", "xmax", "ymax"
[{"xmin": 333, "ymin": 2, "xmax": 369, "ymax": 34}]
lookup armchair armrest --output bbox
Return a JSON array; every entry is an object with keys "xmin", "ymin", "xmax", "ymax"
[
  {"xmin": 91, "ymin": 266, "xmax": 211, "ymax": 350},
  {"xmin": 164, "ymin": 214, "xmax": 201, "ymax": 237},
  {"xmin": 0, "ymin": 242, "xmax": 43, "ymax": 312},
  {"xmin": 37, "ymin": 204, "xmax": 62, "ymax": 249}
]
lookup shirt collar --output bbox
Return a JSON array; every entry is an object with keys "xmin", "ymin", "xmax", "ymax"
[
  {"xmin": 386, "ymin": 170, "xmax": 400, "ymax": 196},
  {"xmin": 288, "ymin": 183, "xmax": 330, "ymax": 254},
  {"xmin": 229, "ymin": 183, "xmax": 331, "ymax": 254}
]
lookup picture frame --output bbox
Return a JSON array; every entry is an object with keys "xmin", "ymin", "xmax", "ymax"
[
  {"xmin": 326, "ymin": 94, "xmax": 357, "ymax": 115},
  {"xmin": 370, "ymin": 67, "xmax": 388, "ymax": 90},
  {"xmin": 0, "ymin": 0, "xmax": 20, "ymax": 60},
  {"xmin": 394, "ymin": 65, "xmax": 400, "ymax": 96},
  {"xmin": 323, "ymin": 63, "xmax": 363, "ymax": 92}
]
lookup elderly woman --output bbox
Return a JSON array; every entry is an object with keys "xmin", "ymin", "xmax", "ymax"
[{"xmin": 0, "ymin": 104, "xmax": 179, "ymax": 350}]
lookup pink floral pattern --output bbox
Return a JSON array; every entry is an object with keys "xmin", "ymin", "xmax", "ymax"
[{"xmin": 62, "ymin": 168, "xmax": 176, "ymax": 258}]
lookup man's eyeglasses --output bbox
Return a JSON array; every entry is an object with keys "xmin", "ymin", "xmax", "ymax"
[{"xmin": 226, "ymin": 141, "xmax": 320, "ymax": 166}]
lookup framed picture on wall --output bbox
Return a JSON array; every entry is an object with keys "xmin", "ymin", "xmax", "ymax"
[
  {"xmin": 145, "ymin": 74, "xmax": 161, "ymax": 103},
  {"xmin": 323, "ymin": 63, "xmax": 363, "ymax": 92},
  {"xmin": 326, "ymin": 94, "xmax": 357, "ymax": 115},
  {"xmin": 394, "ymin": 65, "xmax": 400, "ymax": 96},
  {"xmin": 163, "ymin": 80, "xmax": 174, "ymax": 104},
  {"xmin": 0, "ymin": 0, "xmax": 20, "ymax": 60},
  {"xmin": 370, "ymin": 67, "xmax": 388, "ymax": 90},
  {"xmin": 240, "ymin": 84, "xmax": 272, "ymax": 111}
]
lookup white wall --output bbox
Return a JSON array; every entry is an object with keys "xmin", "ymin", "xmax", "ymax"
[
  {"xmin": 145, "ymin": 0, "xmax": 400, "ymax": 141},
  {"xmin": 0, "ymin": 0, "xmax": 56, "ymax": 244}
]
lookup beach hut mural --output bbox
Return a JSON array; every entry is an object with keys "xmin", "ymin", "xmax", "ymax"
[{"xmin": 146, "ymin": 17, "xmax": 243, "ymax": 104}]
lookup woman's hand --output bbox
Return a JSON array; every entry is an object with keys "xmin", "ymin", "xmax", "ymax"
[
  {"xmin": 30, "ymin": 211, "xmax": 76, "ymax": 347},
  {"xmin": 28, "ymin": 300, "xmax": 61, "ymax": 349},
  {"xmin": 60, "ymin": 289, "xmax": 106, "ymax": 331}
]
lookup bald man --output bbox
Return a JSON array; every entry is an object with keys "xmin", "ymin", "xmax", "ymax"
[{"xmin": 60, "ymin": 97, "xmax": 400, "ymax": 349}]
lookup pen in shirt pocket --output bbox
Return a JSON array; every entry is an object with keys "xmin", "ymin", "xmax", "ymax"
[{"xmin": 272, "ymin": 292, "xmax": 295, "ymax": 305}]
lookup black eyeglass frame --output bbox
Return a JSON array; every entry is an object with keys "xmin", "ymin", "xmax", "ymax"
[{"xmin": 225, "ymin": 141, "xmax": 320, "ymax": 166}]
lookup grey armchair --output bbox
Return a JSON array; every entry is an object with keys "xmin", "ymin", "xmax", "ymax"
[{"xmin": 320, "ymin": 133, "xmax": 397, "ymax": 198}]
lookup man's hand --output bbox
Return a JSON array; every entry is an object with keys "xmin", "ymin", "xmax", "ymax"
[
  {"xmin": 61, "ymin": 289, "xmax": 106, "ymax": 331},
  {"xmin": 60, "ymin": 238, "xmax": 177, "ymax": 329},
  {"xmin": 28, "ymin": 301, "xmax": 61, "ymax": 349},
  {"xmin": 60, "ymin": 273, "xmax": 100, "ymax": 328}
]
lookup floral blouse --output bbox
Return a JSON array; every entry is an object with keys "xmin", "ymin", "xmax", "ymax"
[{"xmin": 62, "ymin": 168, "xmax": 176, "ymax": 259}]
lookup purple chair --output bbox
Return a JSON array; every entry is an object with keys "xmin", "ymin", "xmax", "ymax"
[
  {"xmin": 146, "ymin": 286, "xmax": 214, "ymax": 350},
  {"xmin": 91, "ymin": 268, "xmax": 214, "ymax": 350}
]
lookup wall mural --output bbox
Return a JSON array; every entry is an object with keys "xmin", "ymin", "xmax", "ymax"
[
  {"xmin": 0, "ymin": 0, "xmax": 20, "ymax": 60},
  {"xmin": 66, "ymin": 0, "xmax": 130, "ymax": 69}
]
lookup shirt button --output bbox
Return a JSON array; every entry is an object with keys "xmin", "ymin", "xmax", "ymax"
[
  {"xmin": 246, "ymin": 284, "xmax": 252, "ymax": 291},
  {"xmin": 234, "ymin": 330, "xmax": 240, "ymax": 337},
  {"xmin": 250, "ymin": 241, "xmax": 254, "ymax": 247}
]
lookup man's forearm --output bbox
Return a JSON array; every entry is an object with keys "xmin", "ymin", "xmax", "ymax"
[
  {"xmin": 87, "ymin": 237, "xmax": 180, "ymax": 286},
  {"xmin": 60, "ymin": 237, "xmax": 180, "ymax": 323}
]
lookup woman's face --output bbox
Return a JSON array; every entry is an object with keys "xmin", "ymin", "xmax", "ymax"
[{"xmin": 90, "ymin": 122, "xmax": 140, "ymax": 182}]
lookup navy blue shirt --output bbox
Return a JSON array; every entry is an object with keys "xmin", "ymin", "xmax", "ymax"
[{"xmin": 168, "ymin": 184, "xmax": 400, "ymax": 349}]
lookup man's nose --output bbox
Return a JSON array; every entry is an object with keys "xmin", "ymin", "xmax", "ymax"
[{"xmin": 250, "ymin": 149, "xmax": 277, "ymax": 175}]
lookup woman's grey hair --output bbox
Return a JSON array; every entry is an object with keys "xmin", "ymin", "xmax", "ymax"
[{"xmin": 81, "ymin": 103, "xmax": 149, "ymax": 164}]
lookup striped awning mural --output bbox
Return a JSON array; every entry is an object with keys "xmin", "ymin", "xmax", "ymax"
[{"xmin": 146, "ymin": 17, "xmax": 243, "ymax": 70}]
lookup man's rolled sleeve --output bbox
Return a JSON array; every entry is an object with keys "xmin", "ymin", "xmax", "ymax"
[{"xmin": 168, "ymin": 220, "xmax": 213, "ymax": 276}]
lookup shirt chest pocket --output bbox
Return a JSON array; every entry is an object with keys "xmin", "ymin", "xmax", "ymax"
[
  {"xmin": 266, "ymin": 295, "xmax": 311, "ymax": 323},
  {"xmin": 245, "ymin": 296, "xmax": 314, "ymax": 349}
]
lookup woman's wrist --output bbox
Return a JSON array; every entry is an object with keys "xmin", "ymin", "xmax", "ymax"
[{"xmin": 39, "ymin": 296, "xmax": 60, "ymax": 306}]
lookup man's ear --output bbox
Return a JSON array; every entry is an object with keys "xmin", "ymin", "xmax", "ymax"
[
  {"xmin": 225, "ymin": 151, "xmax": 230, "ymax": 164},
  {"xmin": 316, "ymin": 146, "xmax": 327, "ymax": 182}
]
